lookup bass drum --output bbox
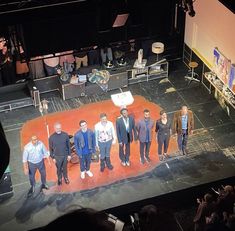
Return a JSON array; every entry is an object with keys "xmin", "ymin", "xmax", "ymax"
[
  {"xmin": 69, "ymin": 135, "xmax": 79, "ymax": 164},
  {"xmin": 70, "ymin": 150, "xmax": 79, "ymax": 164}
]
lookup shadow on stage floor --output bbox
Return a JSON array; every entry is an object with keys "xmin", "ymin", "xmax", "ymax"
[{"xmin": 0, "ymin": 60, "xmax": 235, "ymax": 231}]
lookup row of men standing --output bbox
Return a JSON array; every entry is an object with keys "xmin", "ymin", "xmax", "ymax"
[{"xmin": 22, "ymin": 106, "xmax": 194, "ymax": 197}]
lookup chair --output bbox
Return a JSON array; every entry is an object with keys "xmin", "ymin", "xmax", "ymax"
[{"xmin": 185, "ymin": 61, "xmax": 200, "ymax": 86}]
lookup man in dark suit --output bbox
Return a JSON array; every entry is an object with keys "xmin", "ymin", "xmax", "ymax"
[{"xmin": 116, "ymin": 108, "xmax": 137, "ymax": 166}]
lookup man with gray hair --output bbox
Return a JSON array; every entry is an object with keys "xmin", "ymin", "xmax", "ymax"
[
  {"xmin": 173, "ymin": 106, "xmax": 194, "ymax": 155},
  {"xmin": 49, "ymin": 122, "xmax": 71, "ymax": 185}
]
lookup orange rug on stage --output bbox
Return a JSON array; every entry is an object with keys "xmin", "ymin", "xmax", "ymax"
[{"xmin": 21, "ymin": 95, "xmax": 178, "ymax": 193}]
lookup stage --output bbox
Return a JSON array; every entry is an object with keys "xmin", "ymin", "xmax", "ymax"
[{"xmin": 0, "ymin": 60, "xmax": 235, "ymax": 231}]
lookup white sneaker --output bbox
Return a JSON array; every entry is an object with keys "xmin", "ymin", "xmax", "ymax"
[
  {"xmin": 81, "ymin": 171, "xmax": 85, "ymax": 179},
  {"xmin": 86, "ymin": 170, "xmax": 93, "ymax": 177},
  {"xmin": 126, "ymin": 161, "xmax": 130, "ymax": 166},
  {"xmin": 121, "ymin": 161, "xmax": 126, "ymax": 166}
]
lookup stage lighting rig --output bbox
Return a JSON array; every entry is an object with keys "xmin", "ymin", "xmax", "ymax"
[{"xmin": 181, "ymin": 0, "xmax": 196, "ymax": 17}]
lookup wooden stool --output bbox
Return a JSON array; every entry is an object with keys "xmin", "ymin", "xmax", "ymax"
[{"xmin": 185, "ymin": 61, "xmax": 200, "ymax": 85}]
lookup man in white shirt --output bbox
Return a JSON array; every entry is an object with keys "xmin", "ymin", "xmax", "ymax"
[{"xmin": 95, "ymin": 113, "xmax": 116, "ymax": 172}]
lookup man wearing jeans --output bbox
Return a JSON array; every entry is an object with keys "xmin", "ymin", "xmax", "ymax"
[
  {"xmin": 23, "ymin": 135, "xmax": 50, "ymax": 197},
  {"xmin": 136, "ymin": 109, "xmax": 154, "ymax": 164},
  {"xmin": 74, "ymin": 120, "xmax": 95, "ymax": 179},
  {"xmin": 95, "ymin": 113, "xmax": 116, "ymax": 172},
  {"xmin": 173, "ymin": 106, "xmax": 194, "ymax": 155}
]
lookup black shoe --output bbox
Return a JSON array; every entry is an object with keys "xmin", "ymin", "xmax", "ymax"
[
  {"xmin": 64, "ymin": 178, "xmax": 70, "ymax": 184},
  {"xmin": 107, "ymin": 164, "xmax": 113, "ymax": 170},
  {"xmin": 145, "ymin": 156, "xmax": 151, "ymax": 163},
  {"xmin": 179, "ymin": 150, "xmax": 184, "ymax": 156},
  {"xmin": 100, "ymin": 166, "xmax": 105, "ymax": 172},
  {"xmin": 27, "ymin": 186, "xmax": 35, "ymax": 197},
  {"xmin": 41, "ymin": 184, "xmax": 49, "ymax": 190},
  {"xmin": 58, "ymin": 179, "xmax": 62, "ymax": 185}
]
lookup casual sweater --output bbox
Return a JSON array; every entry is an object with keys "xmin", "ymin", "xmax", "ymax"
[{"xmin": 49, "ymin": 132, "xmax": 71, "ymax": 158}]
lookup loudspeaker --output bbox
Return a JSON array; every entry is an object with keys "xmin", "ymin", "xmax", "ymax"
[
  {"xmin": 219, "ymin": 0, "xmax": 235, "ymax": 14},
  {"xmin": 0, "ymin": 171, "xmax": 13, "ymax": 202}
]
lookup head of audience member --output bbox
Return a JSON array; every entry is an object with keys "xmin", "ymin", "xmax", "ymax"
[
  {"xmin": 138, "ymin": 204, "xmax": 159, "ymax": 231},
  {"xmin": 143, "ymin": 109, "xmax": 150, "ymax": 120},
  {"xmin": 203, "ymin": 193, "xmax": 214, "ymax": 203},
  {"xmin": 0, "ymin": 121, "xmax": 10, "ymax": 178},
  {"xmin": 37, "ymin": 208, "xmax": 115, "ymax": 231},
  {"xmin": 224, "ymin": 185, "xmax": 234, "ymax": 194},
  {"xmin": 100, "ymin": 113, "xmax": 107, "ymax": 125},
  {"xmin": 181, "ymin": 106, "xmax": 188, "ymax": 116},
  {"xmin": 206, "ymin": 212, "xmax": 220, "ymax": 224},
  {"xmin": 160, "ymin": 110, "xmax": 167, "ymax": 120},
  {"xmin": 120, "ymin": 108, "xmax": 128, "ymax": 118},
  {"xmin": 31, "ymin": 135, "xmax": 38, "ymax": 146},
  {"xmin": 79, "ymin": 120, "xmax": 88, "ymax": 132},
  {"xmin": 0, "ymin": 36, "xmax": 6, "ymax": 50},
  {"xmin": 54, "ymin": 122, "xmax": 62, "ymax": 134}
]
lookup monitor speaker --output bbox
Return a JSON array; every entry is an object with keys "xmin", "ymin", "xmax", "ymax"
[{"xmin": 0, "ymin": 171, "xmax": 13, "ymax": 202}]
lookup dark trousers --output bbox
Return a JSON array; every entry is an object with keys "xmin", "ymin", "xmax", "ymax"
[
  {"xmin": 55, "ymin": 156, "xmax": 68, "ymax": 180},
  {"xmin": 28, "ymin": 160, "xmax": 46, "ymax": 187},
  {"xmin": 119, "ymin": 142, "xmax": 130, "ymax": 162},
  {"xmin": 140, "ymin": 141, "xmax": 151, "ymax": 161},
  {"xmin": 157, "ymin": 134, "xmax": 170, "ymax": 155},
  {"xmin": 79, "ymin": 153, "xmax": 92, "ymax": 172},
  {"xmin": 98, "ymin": 140, "xmax": 112, "ymax": 159},
  {"xmin": 177, "ymin": 129, "xmax": 188, "ymax": 151}
]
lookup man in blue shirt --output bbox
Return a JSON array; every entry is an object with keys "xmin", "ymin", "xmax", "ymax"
[
  {"xmin": 22, "ymin": 135, "xmax": 51, "ymax": 197},
  {"xmin": 74, "ymin": 120, "xmax": 95, "ymax": 179},
  {"xmin": 173, "ymin": 106, "xmax": 194, "ymax": 155}
]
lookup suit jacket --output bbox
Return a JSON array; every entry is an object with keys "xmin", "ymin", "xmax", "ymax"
[
  {"xmin": 173, "ymin": 110, "xmax": 194, "ymax": 134},
  {"xmin": 74, "ymin": 129, "xmax": 95, "ymax": 157},
  {"xmin": 136, "ymin": 119, "xmax": 154, "ymax": 143},
  {"xmin": 116, "ymin": 116, "xmax": 137, "ymax": 144}
]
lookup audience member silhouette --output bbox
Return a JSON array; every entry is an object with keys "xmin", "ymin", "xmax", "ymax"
[
  {"xmin": 30, "ymin": 208, "xmax": 119, "ymax": 231},
  {"xmin": 0, "ymin": 121, "xmax": 10, "ymax": 178},
  {"xmin": 193, "ymin": 193, "xmax": 217, "ymax": 231}
]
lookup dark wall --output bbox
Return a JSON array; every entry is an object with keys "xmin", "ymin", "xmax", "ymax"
[{"xmin": 17, "ymin": 0, "xmax": 182, "ymax": 57}]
